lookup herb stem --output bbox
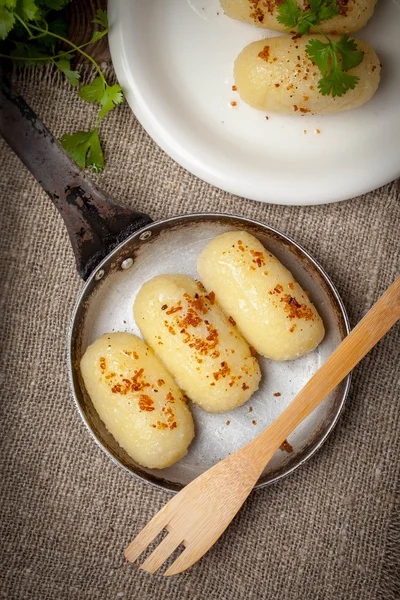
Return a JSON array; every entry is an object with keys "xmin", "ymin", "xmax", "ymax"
[
  {"xmin": 22, "ymin": 21, "xmax": 106, "ymax": 83},
  {"xmin": 14, "ymin": 13, "xmax": 34, "ymax": 38},
  {"xmin": 312, "ymin": 23, "xmax": 332, "ymax": 44},
  {"xmin": 0, "ymin": 38, "xmax": 102, "ymax": 62}
]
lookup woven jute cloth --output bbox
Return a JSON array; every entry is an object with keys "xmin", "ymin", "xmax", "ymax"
[{"xmin": 0, "ymin": 65, "xmax": 399, "ymax": 600}]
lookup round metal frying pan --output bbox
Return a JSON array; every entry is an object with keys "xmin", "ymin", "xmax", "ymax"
[{"xmin": 0, "ymin": 76, "xmax": 350, "ymax": 493}]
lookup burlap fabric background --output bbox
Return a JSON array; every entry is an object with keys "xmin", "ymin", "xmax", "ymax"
[{"xmin": 0, "ymin": 65, "xmax": 399, "ymax": 600}]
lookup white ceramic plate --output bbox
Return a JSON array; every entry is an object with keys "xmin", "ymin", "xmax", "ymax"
[{"xmin": 108, "ymin": 0, "xmax": 400, "ymax": 206}]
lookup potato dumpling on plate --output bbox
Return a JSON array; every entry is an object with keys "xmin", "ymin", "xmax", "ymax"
[
  {"xmin": 220, "ymin": 0, "xmax": 377, "ymax": 34},
  {"xmin": 134, "ymin": 274, "xmax": 261, "ymax": 413},
  {"xmin": 197, "ymin": 231, "xmax": 325, "ymax": 362},
  {"xmin": 234, "ymin": 35, "xmax": 380, "ymax": 114},
  {"xmin": 80, "ymin": 332, "xmax": 194, "ymax": 469}
]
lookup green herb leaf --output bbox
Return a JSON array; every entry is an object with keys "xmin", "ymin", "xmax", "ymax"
[
  {"xmin": 78, "ymin": 75, "xmax": 104, "ymax": 103},
  {"xmin": 318, "ymin": 69, "xmax": 359, "ymax": 97},
  {"xmin": 61, "ymin": 128, "xmax": 104, "ymax": 171},
  {"xmin": 54, "ymin": 57, "xmax": 80, "ymax": 86},
  {"xmin": 317, "ymin": 0, "xmax": 340, "ymax": 22},
  {"xmin": 92, "ymin": 8, "xmax": 108, "ymax": 28},
  {"xmin": 17, "ymin": 0, "xmax": 40, "ymax": 21},
  {"xmin": 10, "ymin": 41, "xmax": 49, "ymax": 64},
  {"xmin": 87, "ymin": 29, "xmax": 107, "ymax": 45},
  {"xmin": 305, "ymin": 38, "xmax": 333, "ymax": 75},
  {"xmin": 97, "ymin": 83, "xmax": 123, "ymax": 119},
  {"xmin": 0, "ymin": 7, "xmax": 15, "ymax": 39},
  {"xmin": 276, "ymin": 0, "xmax": 301, "ymax": 29},
  {"xmin": 79, "ymin": 76, "xmax": 124, "ymax": 120},
  {"xmin": 335, "ymin": 34, "xmax": 364, "ymax": 71}
]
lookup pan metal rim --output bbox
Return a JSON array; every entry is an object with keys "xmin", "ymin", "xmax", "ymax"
[{"xmin": 67, "ymin": 212, "xmax": 351, "ymax": 494}]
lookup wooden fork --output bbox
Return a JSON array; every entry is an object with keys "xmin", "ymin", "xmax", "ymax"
[{"xmin": 125, "ymin": 277, "xmax": 400, "ymax": 576}]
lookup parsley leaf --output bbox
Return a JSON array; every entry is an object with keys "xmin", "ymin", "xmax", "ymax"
[
  {"xmin": 18, "ymin": 0, "xmax": 40, "ymax": 21},
  {"xmin": 61, "ymin": 128, "xmax": 104, "ymax": 172},
  {"xmin": 92, "ymin": 9, "xmax": 108, "ymax": 28},
  {"xmin": 276, "ymin": 0, "xmax": 300, "ymax": 29},
  {"xmin": 79, "ymin": 76, "xmax": 124, "ymax": 121},
  {"xmin": 306, "ymin": 35, "xmax": 364, "ymax": 97},
  {"xmin": 335, "ymin": 35, "xmax": 364, "ymax": 71},
  {"xmin": 277, "ymin": 0, "xmax": 364, "ymax": 98},
  {"xmin": 0, "ymin": 7, "xmax": 15, "ymax": 39},
  {"xmin": 306, "ymin": 38, "xmax": 333, "ymax": 75},
  {"xmin": 318, "ymin": 70, "xmax": 359, "ymax": 97},
  {"xmin": 54, "ymin": 57, "xmax": 80, "ymax": 86}
]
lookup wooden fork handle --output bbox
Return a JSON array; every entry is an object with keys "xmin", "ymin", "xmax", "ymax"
[{"xmin": 251, "ymin": 276, "xmax": 400, "ymax": 464}]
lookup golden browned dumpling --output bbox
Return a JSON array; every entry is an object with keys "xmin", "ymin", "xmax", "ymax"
[
  {"xmin": 234, "ymin": 35, "xmax": 380, "ymax": 114},
  {"xmin": 198, "ymin": 232, "xmax": 325, "ymax": 361},
  {"xmin": 220, "ymin": 0, "xmax": 377, "ymax": 33},
  {"xmin": 80, "ymin": 332, "xmax": 195, "ymax": 469},
  {"xmin": 134, "ymin": 274, "xmax": 261, "ymax": 413}
]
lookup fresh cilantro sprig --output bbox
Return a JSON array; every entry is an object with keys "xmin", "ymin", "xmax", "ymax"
[
  {"xmin": 0, "ymin": 2, "xmax": 123, "ymax": 172},
  {"xmin": 276, "ymin": 0, "xmax": 365, "ymax": 98}
]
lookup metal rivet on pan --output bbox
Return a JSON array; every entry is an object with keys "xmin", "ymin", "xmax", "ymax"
[
  {"xmin": 95, "ymin": 269, "xmax": 105, "ymax": 281},
  {"xmin": 121, "ymin": 257, "xmax": 133, "ymax": 270},
  {"xmin": 139, "ymin": 231, "xmax": 152, "ymax": 241}
]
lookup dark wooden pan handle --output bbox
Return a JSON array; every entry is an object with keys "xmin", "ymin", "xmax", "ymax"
[{"xmin": 0, "ymin": 73, "xmax": 152, "ymax": 280}]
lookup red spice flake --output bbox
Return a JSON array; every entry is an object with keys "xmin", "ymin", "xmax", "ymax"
[
  {"xmin": 211, "ymin": 350, "xmax": 220, "ymax": 359},
  {"xmin": 168, "ymin": 325, "xmax": 176, "ymax": 335},
  {"xmin": 205, "ymin": 291, "xmax": 215, "ymax": 304},
  {"xmin": 185, "ymin": 292, "xmax": 209, "ymax": 315},
  {"xmin": 111, "ymin": 384, "xmax": 122, "ymax": 394},
  {"xmin": 372, "ymin": 65, "xmax": 376, "ymax": 72},
  {"xmin": 293, "ymin": 105, "xmax": 299, "ymax": 112},
  {"xmin": 252, "ymin": 420, "xmax": 257, "ymax": 425},
  {"xmin": 228, "ymin": 316, "xmax": 236, "ymax": 326},
  {"xmin": 280, "ymin": 295, "xmax": 314, "ymax": 321},
  {"xmin": 265, "ymin": 116, "xmax": 269, "ymax": 120},
  {"xmin": 232, "ymin": 85, "xmax": 237, "ymax": 91},
  {"xmin": 139, "ymin": 395, "xmax": 155, "ymax": 412},
  {"xmin": 249, "ymin": 346, "xmax": 257, "ymax": 357},
  {"xmin": 105, "ymin": 372, "xmax": 116, "ymax": 380},
  {"xmin": 263, "ymin": 271, "xmax": 268, "ymax": 276},
  {"xmin": 280, "ymin": 439, "xmax": 294, "ymax": 453},
  {"xmin": 99, "ymin": 357, "xmax": 106, "ymax": 372},
  {"xmin": 157, "ymin": 379, "xmax": 165, "ymax": 386},
  {"xmin": 166, "ymin": 392, "xmax": 175, "ymax": 403},
  {"xmin": 258, "ymin": 45, "xmax": 270, "ymax": 62},
  {"xmin": 289, "ymin": 324, "xmax": 296, "ymax": 333},
  {"xmin": 230, "ymin": 101, "xmax": 237, "ymax": 107},
  {"xmin": 226, "ymin": 420, "xmax": 230, "ymax": 426},
  {"xmin": 274, "ymin": 284, "xmax": 283, "ymax": 294},
  {"xmin": 242, "ymin": 383, "xmax": 249, "ymax": 391},
  {"xmin": 274, "ymin": 83, "xmax": 280, "ymax": 88},
  {"xmin": 288, "ymin": 282, "xmax": 295, "ymax": 290},
  {"xmin": 210, "ymin": 382, "xmax": 215, "ymax": 386},
  {"xmin": 170, "ymin": 422, "xmax": 177, "ymax": 430},
  {"xmin": 161, "ymin": 304, "xmax": 168, "ymax": 310},
  {"xmin": 300, "ymin": 107, "xmax": 310, "ymax": 114},
  {"xmin": 303, "ymin": 95, "xmax": 309, "ymax": 102},
  {"xmin": 166, "ymin": 304, "xmax": 183, "ymax": 315},
  {"xmin": 274, "ymin": 392, "xmax": 281, "ymax": 397},
  {"xmin": 287, "ymin": 84, "xmax": 294, "ymax": 91},
  {"xmin": 310, "ymin": 85, "xmax": 315, "ymax": 90},
  {"xmin": 156, "ymin": 421, "xmax": 168, "ymax": 430},
  {"xmin": 248, "ymin": 406, "xmax": 253, "ymax": 413},
  {"xmin": 273, "ymin": 57, "xmax": 277, "ymax": 62},
  {"xmin": 213, "ymin": 361, "xmax": 231, "ymax": 381},
  {"xmin": 315, "ymin": 129, "xmax": 321, "ymax": 134},
  {"xmin": 250, "ymin": 249, "xmax": 265, "ymax": 267},
  {"xmin": 292, "ymin": 33, "xmax": 302, "ymax": 41}
]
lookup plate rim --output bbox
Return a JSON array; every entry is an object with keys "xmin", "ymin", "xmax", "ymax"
[{"xmin": 108, "ymin": 0, "xmax": 400, "ymax": 206}]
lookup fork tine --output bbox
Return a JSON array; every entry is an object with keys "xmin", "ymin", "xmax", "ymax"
[
  {"xmin": 164, "ymin": 545, "xmax": 198, "ymax": 577},
  {"xmin": 140, "ymin": 531, "xmax": 183, "ymax": 574},
  {"xmin": 124, "ymin": 508, "xmax": 171, "ymax": 564}
]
